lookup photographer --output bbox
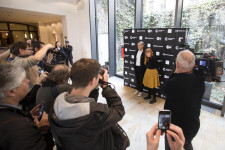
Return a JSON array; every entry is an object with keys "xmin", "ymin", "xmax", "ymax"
[
  {"xmin": 161, "ymin": 50, "xmax": 205, "ymax": 150},
  {"xmin": 52, "ymin": 41, "xmax": 67, "ymax": 65},
  {"xmin": 0, "ymin": 64, "xmax": 54, "ymax": 150},
  {"xmin": 49, "ymin": 58, "xmax": 129, "ymax": 150},
  {"xmin": 10, "ymin": 41, "xmax": 53, "ymax": 89}
]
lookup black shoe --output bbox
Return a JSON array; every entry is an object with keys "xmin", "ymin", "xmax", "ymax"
[
  {"xmin": 149, "ymin": 98, "xmax": 156, "ymax": 104},
  {"xmin": 144, "ymin": 95, "xmax": 151, "ymax": 99}
]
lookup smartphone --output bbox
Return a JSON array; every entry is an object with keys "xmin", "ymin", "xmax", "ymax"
[
  {"xmin": 158, "ymin": 110, "xmax": 171, "ymax": 131},
  {"xmin": 38, "ymin": 103, "xmax": 45, "ymax": 121},
  {"xmin": 38, "ymin": 69, "xmax": 44, "ymax": 76}
]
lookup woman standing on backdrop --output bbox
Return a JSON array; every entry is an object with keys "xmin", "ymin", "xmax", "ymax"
[{"xmin": 143, "ymin": 48, "xmax": 160, "ymax": 104}]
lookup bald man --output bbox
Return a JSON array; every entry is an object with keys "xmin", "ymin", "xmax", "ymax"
[{"xmin": 161, "ymin": 50, "xmax": 205, "ymax": 150}]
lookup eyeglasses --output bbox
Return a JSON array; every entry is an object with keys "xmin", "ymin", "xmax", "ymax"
[{"xmin": 26, "ymin": 48, "xmax": 33, "ymax": 51}]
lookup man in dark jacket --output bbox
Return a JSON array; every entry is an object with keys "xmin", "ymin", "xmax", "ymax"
[
  {"xmin": 0, "ymin": 64, "xmax": 54, "ymax": 150},
  {"xmin": 49, "ymin": 58, "xmax": 129, "ymax": 150},
  {"xmin": 63, "ymin": 40, "xmax": 73, "ymax": 66},
  {"xmin": 161, "ymin": 50, "xmax": 205, "ymax": 150},
  {"xmin": 133, "ymin": 41, "xmax": 146, "ymax": 97},
  {"xmin": 36, "ymin": 64, "xmax": 72, "ymax": 114}
]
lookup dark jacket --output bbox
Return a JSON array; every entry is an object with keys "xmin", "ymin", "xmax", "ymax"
[
  {"xmin": 36, "ymin": 79, "xmax": 72, "ymax": 114},
  {"xmin": 145, "ymin": 57, "xmax": 158, "ymax": 69},
  {"xmin": 134, "ymin": 50, "xmax": 145, "ymax": 67},
  {"xmin": 56, "ymin": 47, "xmax": 67, "ymax": 64},
  {"xmin": 19, "ymin": 84, "xmax": 41, "ymax": 113},
  {"xmin": 63, "ymin": 45, "xmax": 73, "ymax": 56},
  {"xmin": 0, "ymin": 104, "xmax": 54, "ymax": 150},
  {"xmin": 49, "ymin": 86, "xmax": 126, "ymax": 150},
  {"xmin": 161, "ymin": 72, "xmax": 205, "ymax": 140}
]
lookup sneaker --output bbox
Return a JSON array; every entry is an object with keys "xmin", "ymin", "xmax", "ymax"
[
  {"xmin": 137, "ymin": 92, "xmax": 142, "ymax": 97},
  {"xmin": 144, "ymin": 95, "xmax": 151, "ymax": 99},
  {"xmin": 133, "ymin": 90, "xmax": 139, "ymax": 95}
]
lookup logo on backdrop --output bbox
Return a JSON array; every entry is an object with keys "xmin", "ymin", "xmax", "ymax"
[
  {"xmin": 165, "ymin": 60, "xmax": 170, "ymax": 65},
  {"xmin": 129, "ymin": 73, "xmax": 135, "ymax": 76},
  {"xmin": 131, "ymin": 43, "xmax": 136, "ymax": 46},
  {"xmin": 125, "ymin": 48, "xmax": 128, "ymax": 52},
  {"xmin": 124, "ymin": 43, "xmax": 129, "ymax": 45},
  {"xmin": 147, "ymin": 43, "xmax": 151, "ymax": 47},
  {"xmin": 148, "ymin": 29, "xmax": 153, "ymax": 33},
  {"xmin": 163, "ymin": 68, "xmax": 173, "ymax": 72},
  {"xmin": 131, "ymin": 55, "xmax": 134, "ymax": 59},
  {"xmin": 130, "ymin": 61, "xmax": 134, "ymax": 65},
  {"xmin": 124, "ymin": 66, "xmax": 129, "ymax": 69},
  {"xmin": 158, "ymin": 60, "xmax": 163, "ymax": 62},
  {"xmin": 124, "ymin": 82, "xmax": 128, "ymax": 85},
  {"xmin": 157, "ymin": 37, "xmax": 162, "ymax": 41},
  {"xmin": 131, "ymin": 79, "xmax": 134, "ymax": 82},
  {"xmin": 129, "ymin": 49, "xmax": 136, "ymax": 52},
  {"xmin": 130, "ymin": 36, "xmax": 137, "ymax": 39},
  {"xmin": 155, "ymin": 29, "xmax": 165, "ymax": 33},
  {"xmin": 132, "ymin": 29, "xmax": 135, "ymax": 33},
  {"xmin": 166, "ymin": 45, "xmax": 172, "ymax": 49},
  {"xmin": 139, "ymin": 36, "xmax": 143, "ymax": 40},
  {"xmin": 145, "ymin": 37, "xmax": 154, "ymax": 40},
  {"xmin": 175, "ymin": 46, "xmax": 184, "ymax": 50},
  {"xmin": 175, "ymin": 30, "xmax": 186, "ymax": 33},
  {"xmin": 125, "ymin": 36, "xmax": 129, "ymax": 39},
  {"xmin": 162, "ymin": 53, "xmax": 173, "ymax": 57},
  {"xmin": 137, "ymin": 30, "xmax": 146, "ymax": 32},
  {"xmin": 164, "ymin": 75, "xmax": 169, "ymax": 79},
  {"xmin": 131, "ymin": 67, "xmax": 134, "ymax": 71},
  {"xmin": 165, "ymin": 37, "xmax": 175, "ymax": 41},
  {"xmin": 125, "ymin": 60, "xmax": 128, "ymax": 64},
  {"xmin": 153, "ymin": 45, "xmax": 163, "ymax": 48},
  {"xmin": 167, "ymin": 29, "xmax": 172, "ymax": 33},
  {"xmin": 156, "ymin": 51, "xmax": 160, "ymax": 56}
]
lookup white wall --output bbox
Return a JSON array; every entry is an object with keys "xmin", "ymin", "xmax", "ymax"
[{"xmin": 0, "ymin": 0, "xmax": 91, "ymax": 60}]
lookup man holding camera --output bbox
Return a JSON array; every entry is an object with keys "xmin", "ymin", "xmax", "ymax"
[
  {"xmin": 161, "ymin": 50, "xmax": 205, "ymax": 150},
  {"xmin": 10, "ymin": 41, "xmax": 53, "ymax": 89},
  {"xmin": 49, "ymin": 58, "xmax": 129, "ymax": 150}
]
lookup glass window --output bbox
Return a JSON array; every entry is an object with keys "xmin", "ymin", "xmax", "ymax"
[
  {"xmin": 116, "ymin": 0, "xmax": 135, "ymax": 76},
  {"xmin": 29, "ymin": 26, "xmax": 37, "ymax": 31},
  {"xmin": 9, "ymin": 23, "xmax": 28, "ymax": 30},
  {"xmin": 96, "ymin": 0, "xmax": 109, "ymax": 66},
  {"xmin": 0, "ymin": 23, "xmax": 8, "ymax": 30},
  {"xmin": 0, "ymin": 31, "xmax": 10, "ymax": 47},
  {"xmin": 12, "ymin": 31, "xmax": 29, "ymax": 42},
  {"xmin": 182, "ymin": 0, "xmax": 225, "ymax": 105},
  {"xmin": 30, "ymin": 32, "xmax": 38, "ymax": 40},
  {"xmin": 142, "ymin": 0, "xmax": 176, "ymax": 28}
]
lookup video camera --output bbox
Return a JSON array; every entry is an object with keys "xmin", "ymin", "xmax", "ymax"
[{"xmin": 179, "ymin": 42, "xmax": 224, "ymax": 82}]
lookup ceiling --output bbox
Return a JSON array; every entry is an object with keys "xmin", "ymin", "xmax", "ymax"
[{"xmin": 0, "ymin": 7, "xmax": 63, "ymax": 25}]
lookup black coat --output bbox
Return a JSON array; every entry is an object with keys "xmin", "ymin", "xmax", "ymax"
[
  {"xmin": 63, "ymin": 45, "xmax": 73, "ymax": 56},
  {"xmin": 161, "ymin": 73, "xmax": 205, "ymax": 140},
  {"xmin": 145, "ymin": 57, "xmax": 158, "ymax": 69},
  {"xmin": 0, "ymin": 104, "xmax": 54, "ymax": 150},
  {"xmin": 56, "ymin": 47, "xmax": 67, "ymax": 63},
  {"xmin": 49, "ymin": 86, "xmax": 127, "ymax": 150}
]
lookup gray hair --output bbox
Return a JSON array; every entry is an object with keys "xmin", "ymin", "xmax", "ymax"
[
  {"xmin": 0, "ymin": 64, "xmax": 26, "ymax": 101},
  {"xmin": 138, "ymin": 41, "xmax": 144, "ymax": 45},
  {"xmin": 176, "ymin": 50, "xmax": 195, "ymax": 71}
]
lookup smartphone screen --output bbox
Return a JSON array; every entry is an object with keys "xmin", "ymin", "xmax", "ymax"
[
  {"xmin": 38, "ymin": 103, "xmax": 45, "ymax": 121},
  {"xmin": 158, "ymin": 110, "xmax": 171, "ymax": 130}
]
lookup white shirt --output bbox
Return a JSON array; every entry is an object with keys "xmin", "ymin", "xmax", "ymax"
[{"xmin": 136, "ymin": 50, "xmax": 143, "ymax": 66}]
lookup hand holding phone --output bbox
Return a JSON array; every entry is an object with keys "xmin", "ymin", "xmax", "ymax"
[
  {"xmin": 158, "ymin": 110, "xmax": 171, "ymax": 131},
  {"xmin": 38, "ymin": 103, "xmax": 45, "ymax": 121}
]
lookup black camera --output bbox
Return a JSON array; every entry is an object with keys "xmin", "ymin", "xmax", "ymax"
[
  {"xmin": 99, "ymin": 65, "xmax": 109, "ymax": 85},
  {"xmin": 47, "ymin": 48, "xmax": 60, "ymax": 55}
]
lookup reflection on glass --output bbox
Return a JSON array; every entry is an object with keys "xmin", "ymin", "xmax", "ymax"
[
  {"xmin": 142, "ymin": 0, "xmax": 176, "ymax": 28},
  {"xmin": 116, "ymin": 0, "xmax": 135, "ymax": 76},
  {"xmin": 10, "ymin": 23, "xmax": 28, "ymax": 30},
  {"xmin": 12, "ymin": 31, "xmax": 29, "ymax": 42},
  {"xmin": 29, "ymin": 26, "xmax": 37, "ymax": 31},
  {"xmin": 0, "ymin": 23, "xmax": 8, "ymax": 30},
  {"xmin": 30, "ymin": 32, "xmax": 38, "ymax": 40},
  {"xmin": 182, "ymin": 0, "xmax": 225, "ymax": 104},
  {"xmin": 0, "ymin": 31, "xmax": 10, "ymax": 47},
  {"xmin": 96, "ymin": 0, "xmax": 109, "ymax": 66}
]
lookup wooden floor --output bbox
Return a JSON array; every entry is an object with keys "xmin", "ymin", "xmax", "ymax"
[{"xmin": 98, "ymin": 77, "xmax": 225, "ymax": 150}]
